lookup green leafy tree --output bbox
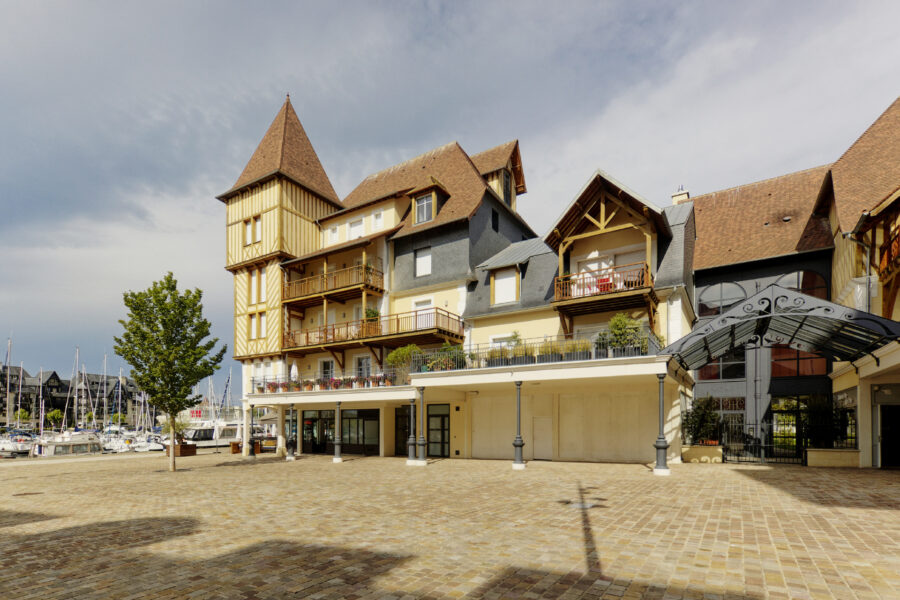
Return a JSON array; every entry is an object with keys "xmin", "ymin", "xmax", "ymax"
[
  {"xmin": 84, "ymin": 411, "xmax": 94, "ymax": 426},
  {"xmin": 113, "ymin": 273, "xmax": 226, "ymax": 471},
  {"xmin": 14, "ymin": 408, "xmax": 29, "ymax": 423},
  {"xmin": 111, "ymin": 412, "xmax": 127, "ymax": 425},
  {"xmin": 46, "ymin": 409, "xmax": 63, "ymax": 428}
]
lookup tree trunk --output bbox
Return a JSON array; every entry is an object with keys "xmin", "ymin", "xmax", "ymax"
[{"xmin": 168, "ymin": 412, "xmax": 176, "ymax": 472}]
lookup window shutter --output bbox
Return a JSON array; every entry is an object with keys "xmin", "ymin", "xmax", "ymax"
[
  {"xmin": 415, "ymin": 247, "xmax": 432, "ymax": 276},
  {"xmin": 494, "ymin": 268, "xmax": 517, "ymax": 304}
]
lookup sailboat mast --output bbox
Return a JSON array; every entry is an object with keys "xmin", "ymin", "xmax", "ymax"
[
  {"xmin": 4, "ymin": 338, "xmax": 11, "ymax": 430},
  {"xmin": 102, "ymin": 355, "xmax": 108, "ymax": 429},
  {"xmin": 15, "ymin": 361, "xmax": 23, "ymax": 429},
  {"xmin": 39, "ymin": 367, "xmax": 44, "ymax": 437}
]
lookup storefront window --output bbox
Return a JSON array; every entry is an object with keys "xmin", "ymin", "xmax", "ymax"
[
  {"xmin": 698, "ymin": 282, "xmax": 747, "ymax": 317},
  {"xmin": 698, "ymin": 347, "xmax": 746, "ymax": 380},
  {"xmin": 771, "ymin": 345, "xmax": 827, "ymax": 377},
  {"xmin": 776, "ymin": 270, "xmax": 828, "ymax": 299}
]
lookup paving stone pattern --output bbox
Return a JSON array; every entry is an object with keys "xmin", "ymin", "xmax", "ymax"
[{"xmin": 1, "ymin": 453, "xmax": 899, "ymax": 599}]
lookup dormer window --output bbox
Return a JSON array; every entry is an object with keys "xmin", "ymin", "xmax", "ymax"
[
  {"xmin": 502, "ymin": 169, "xmax": 511, "ymax": 206},
  {"xmin": 415, "ymin": 193, "xmax": 434, "ymax": 224}
]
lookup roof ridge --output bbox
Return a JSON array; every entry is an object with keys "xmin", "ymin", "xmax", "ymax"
[
  {"xmin": 833, "ymin": 95, "xmax": 900, "ymax": 167},
  {"xmin": 359, "ymin": 141, "xmax": 459, "ymax": 184},
  {"xmin": 693, "ymin": 164, "xmax": 832, "ymax": 201},
  {"xmin": 470, "ymin": 139, "xmax": 517, "ymax": 159}
]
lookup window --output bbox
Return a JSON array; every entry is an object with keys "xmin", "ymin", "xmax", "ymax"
[
  {"xmin": 490, "ymin": 334, "xmax": 516, "ymax": 348},
  {"xmin": 493, "ymin": 267, "xmax": 518, "ymax": 304},
  {"xmin": 415, "ymin": 247, "xmax": 432, "ymax": 277},
  {"xmin": 244, "ymin": 216, "xmax": 262, "ymax": 245},
  {"xmin": 259, "ymin": 267, "xmax": 266, "ymax": 302},
  {"xmin": 356, "ymin": 356, "xmax": 371, "ymax": 378},
  {"xmin": 491, "ymin": 209, "xmax": 499, "ymax": 232},
  {"xmin": 327, "ymin": 225, "xmax": 338, "ymax": 245},
  {"xmin": 698, "ymin": 347, "xmax": 746, "ymax": 381},
  {"xmin": 250, "ymin": 270, "xmax": 258, "ymax": 305},
  {"xmin": 348, "ymin": 218, "xmax": 364, "ymax": 239},
  {"xmin": 373, "ymin": 210, "xmax": 383, "ymax": 231},
  {"xmin": 698, "ymin": 282, "xmax": 747, "ymax": 317},
  {"xmin": 259, "ymin": 312, "xmax": 266, "ymax": 338},
  {"xmin": 776, "ymin": 271, "xmax": 828, "ymax": 299},
  {"xmin": 771, "ymin": 345, "xmax": 827, "ymax": 377},
  {"xmin": 502, "ymin": 169, "xmax": 511, "ymax": 206},
  {"xmin": 249, "ymin": 268, "xmax": 266, "ymax": 304},
  {"xmin": 320, "ymin": 359, "xmax": 334, "ymax": 380},
  {"xmin": 415, "ymin": 193, "xmax": 433, "ymax": 224},
  {"xmin": 248, "ymin": 312, "xmax": 266, "ymax": 340},
  {"xmin": 249, "ymin": 314, "xmax": 257, "ymax": 339}
]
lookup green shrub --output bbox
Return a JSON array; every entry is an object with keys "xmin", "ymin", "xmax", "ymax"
[{"xmin": 683, "ymin": 398, "xmax": 720, "ymax": 444}]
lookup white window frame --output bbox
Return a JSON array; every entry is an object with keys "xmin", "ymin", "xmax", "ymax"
[
  {"xmin": 373, "ymin": 209, "xmax": 383, "ymax": 231},
  {"xmin": 414, "ymin": 247, "xmax": 432, "ymax": 277},
  {"xmin": 250, "ymin": 270, "xmax": 258, "ymax": 305},
  {"xmin": 493, "ymin": 267, "xmax": 518, "ymax": 305},
  {"xmin": 244, "ymin": 220, "xmax": 253, "ymax": 246},
  {"xmin": 254, "ymin": 215, "xmax": 262, "ymax": 243},
  {"xmin": 259, "ymin": 267, "xmax": 267, "ymax": 303},
  {"xmin": 327, "ymin": 225, "xmax": 338, "ymax": 245},
  {"xmin": 319, "ymin": 358, "xmax": 335, "ymax": 380},
  {"xmin": 489, "ymin": 333, "xmax": 516, "ymax": 349},
  {"xmin": 415, "ymin": 193, "xmax": 433, "ymax": 224},
  {"xmin": 348, "ymin": 218, "xmax": 364, "ymax": 239},
  {"xmin": 259, "ymin": 312, "xmax": 266, "ymax": 338},
  {"xmin": 249, "ymin": 313, "xmax": 257, "ymax": 339}
]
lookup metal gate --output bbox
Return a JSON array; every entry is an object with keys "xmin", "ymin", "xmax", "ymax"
[{"xmin": 720, "ymin": 412, "xmax": 805, "ymax": 465}]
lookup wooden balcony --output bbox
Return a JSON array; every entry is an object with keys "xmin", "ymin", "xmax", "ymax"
[
  {"xmin": 283, "ymin": 308, "xmax": 464, "ymax": 353},
  {"xmin": 283, "ymin": 264, "xmax": 385, "ymax": 309},
  {"xmin": 552, "ymin": 262, "xmax": 657, "ymax": 315}
]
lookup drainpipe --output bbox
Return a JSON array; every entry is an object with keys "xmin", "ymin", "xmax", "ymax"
[{"xmin": 844, "ymin": 232, "xmax": 871, "ymax": 313}]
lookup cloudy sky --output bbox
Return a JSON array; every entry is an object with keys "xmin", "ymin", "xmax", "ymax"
[{"xmin": 1, "ymin": 0, "xmax": 898, "ymax": 399}]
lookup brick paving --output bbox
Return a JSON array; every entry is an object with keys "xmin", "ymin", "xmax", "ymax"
[{"xmin": 1, "ymin": 452, "xmax": 899, "ymax": 599}]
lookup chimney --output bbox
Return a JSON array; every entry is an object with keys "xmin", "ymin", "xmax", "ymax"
[{"xmin": 672, "ymin": 186, "xmax": 690, "ymax": 205}]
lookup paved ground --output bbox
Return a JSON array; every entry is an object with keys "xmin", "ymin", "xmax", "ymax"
[{"xmin": 1, "ymin": 452, "xmax": 899, "ymax": 600}]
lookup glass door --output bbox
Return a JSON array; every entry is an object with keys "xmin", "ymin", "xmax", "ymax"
[
  {"xmin": 395, "ymin": 404, "xmax": 414, "ymax": 456},
  {"xmin": 427, "ymin": 404, "xmax": 450, "ymax": 458}
]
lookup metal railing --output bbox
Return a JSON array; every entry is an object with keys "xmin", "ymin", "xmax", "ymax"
[
  {"xmin": 554, "ymin": 262, "xmax": 651, "ymax": 302},
  {"xmin": 410, "ymin": 326, "xmax": 662, "ymax": 373},
  {"xmin": 284, "ymin": 263, "xmax": 385, "ymax": 301},
  {"xmin": 283, "ymin": 307, "xmax": 464, "ymax": 349},
  {"xmin": 250, "ymin": 368, "xmax": 409, "ymax": 394}
]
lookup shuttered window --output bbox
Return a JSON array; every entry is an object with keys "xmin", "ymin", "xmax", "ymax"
[
  {"xmin": 415, "ymin": 247, "xmax": 432, "ymax": 277},
  {"xmin": 493, "ymin": 267, "xmax": 518, "ymax": 304},
  {"xmin": 349, "ymin": 219, "xmax": 364, "ymax": 239}
]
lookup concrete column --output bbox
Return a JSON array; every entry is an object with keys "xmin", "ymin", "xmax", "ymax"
[
  {"xmin": 334, "ymin": 401, "xmax": 342, "ymax": 463},
  {"xmin": 417, "ymin": 386, "xmax": 427, "ymax": 462},
  {"xmin": 653, "ymin": 373, "xmax": 670, "ymax": 475},
  {"xmin": 406, "ymin": 398, "xmax": 418, "ymax": 465},
  {"xmin": 276, "ymin": 405, "xmax": 286, "ymax": 458},
  {"xmin": 241, "ymin": 405, "xmax": 251, "ymax": 457},
  {"xmin": 512, "ymin": 381, "xmax": 525, "ymax": 470}
]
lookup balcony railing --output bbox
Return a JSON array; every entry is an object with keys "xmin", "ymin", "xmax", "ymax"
[
  {"xmin": 250, "ymin": 368, "xmax": 409, "ymax": 394},
  {"xmin": 283, "ymin": 307, "xmax": 464, "ymax": 349},
  {"xmin": 410, "ymin": 327, "xmax": 662, "ymax": 374},
  {"xmin": 284, "ymin": 264, "xmax": 385, "ymax": 301},
  {"xmin": 554, "ymin": 262, "xmax": 651, "ymax": 302}
]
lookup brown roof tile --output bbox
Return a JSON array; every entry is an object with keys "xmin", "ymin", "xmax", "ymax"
[
  {"xmin": 831, "ymin": 96, "xmax": 900, "ymax": 232},
  {"xmin": 220, "ymin": 96, "xmax": 340, "ymax": 204},
  {"xmin": 693, "ymin": 165, "xmax": 833, "ymax": 271},
  {"xmin": 342, "ymin": 142, "xmax": 494, "ymax": 239},
  {"xmin": 471, "ymin": 140, "xmax": 527, "ymax": 193}
]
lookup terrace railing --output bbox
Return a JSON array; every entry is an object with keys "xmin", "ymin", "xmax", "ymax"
[
  {"xmin": 283, "ymin": 307, "xmax": 464, "ymax": 349},
  {"xmin": 554, "ymin": 262, "xmax": 651, "ymax": 302},
  {"xmin": 284, "ymin": 263, "xmax": 384, "ymax": 301},
  {"xmin": 410, "ymin": 326, "xmax": 661, "ymax": 373},
  {"xmin": 250, "ymin": 367, "xmax": 409, "ymax": 394}
]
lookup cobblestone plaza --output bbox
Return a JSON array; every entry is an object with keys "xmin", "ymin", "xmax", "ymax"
[{"xmin": 2, "ymin": 453, "xmax": 898, "ymax": 599}]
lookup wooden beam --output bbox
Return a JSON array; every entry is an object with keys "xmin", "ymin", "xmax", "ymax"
[
  {"xmin": 562, "ymin": 222, "xmax": 639, "ymax": 245},
  {"xmin": 584, "ymin": 212, "xmax": 604, "ymax": 230},
  {"xmin": 364, "ymin": 344, "xmax": 383, "ymax": 369},
  {"xmin": 327, "ymin": 349, "xmax": 345, "ymax": 371},
  {"xmin": 602, "ymin": 206, "xmax": 619, "ymax": 228}
]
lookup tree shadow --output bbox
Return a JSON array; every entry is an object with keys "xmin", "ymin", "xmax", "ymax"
[
  {"xmin": 0, "ymin": 509, "xmax": 57, "ymax": 529},
  {"xmin": 734, "ymin": 465, "xmax": 900, "ymax": 509}
]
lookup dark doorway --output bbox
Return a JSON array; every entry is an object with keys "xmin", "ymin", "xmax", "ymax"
[
  {"xmin": 427, "ymin": 404, "xmax": 450, "ymax": 458},
  {"xmin": 341, "ymin": 409, "xmax": 380, "ymax": 456},
  {"xmin": 395, "ymin": 404, "xmax": 415, "ymax": 456},
  {"xmin": 882, "ymin": 405, "xmax": 900, "ymax": 468},
  {"xmin": 302, "ymin": 410, "xmax": 334, "ymax": 454}
]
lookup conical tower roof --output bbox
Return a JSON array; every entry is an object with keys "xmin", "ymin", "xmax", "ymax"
[{"xmin": 219, "ymin": 96, "xmax": 340, "ymax": 205}]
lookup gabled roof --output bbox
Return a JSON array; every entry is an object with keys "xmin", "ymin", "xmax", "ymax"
[
  {"xmin": 218, "ymin": 96, "xmax": 340, "ymax": 205},
  {"xmin": 692, "ymin": 165, "xmax": 833, "ymax": 271},
  {"xmin": 477, "ymin": 238, "xmax": 553, "ymax": 271},
  {"xmin": 343, "ymin": 142, "xmax": 498, "ymax": 239},
  {"xmin": 831, "ymin": 96, "xmax": 900, "ymax": 233},
  {"xmin": 470, "ymin": 140, "xmax": 527, "ymax": 194},
  {"xmin": 545, "ymin": 168, "xmax": 666, "ymax": 252}
]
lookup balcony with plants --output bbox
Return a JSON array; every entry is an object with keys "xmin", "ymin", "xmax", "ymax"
[
  {"xmin": 283, "ymin": 258, "xmax": 385, "ymax": 309},
  {"xmin": 410, "ymin": 314, "xmax": 663, "ymax": 374},
  {"xmin": 250, "ymin": 367, "xmax": 407, "ymax": 395},
  {"xmin": 552, "ymin": 262, "xmax": 656, "ymax": 315}
]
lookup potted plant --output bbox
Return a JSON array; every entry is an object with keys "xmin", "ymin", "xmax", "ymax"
[
  {"xmin": 364, "ymin": 307, "xmax": 381, "ymax": 337},
  {"xmin": 266, "ymin": 381, "xmax": 278, "ymax": 393},
  {"xmin": 537, "ymin": 340, "xmax": 563, "ymax": 363},
  {"xmin": 485, "ymin": 346, "xmax": 510, "ymax": 367},
  {"xmin": 384, "ymin": 372, "xmax": 395, "ymax": 386},
  {"xmin": 386, "ymin": 344, "xmax": 421, "ymax": 384},
  {"xmin": 279, "ymin": 381, "xmax": 289, "ymax": 392},
  {"xmin": 563, "ymin": 338, "xmax": 592, "ymax": 361},
  {"xmin": 509, "ymin": 342, "xmax": 536, "ymax": 365},
  {"xmin": 302, "ymin": 379, "xmax": 314, "ymax": 391},
  {"xmin": 330, "ymin": 378, "xmax": 342, "ymax": 390},
  {"xmin": 683, "ymin": 397, "xmax": 721, "ymax": 446},
  {"xmin": 608, "ymin": 313, "xmax": 642, "ymax": 357},
  {"xmin": 256, "ymin": 382, "xmax": 265, "ymax": 394}
]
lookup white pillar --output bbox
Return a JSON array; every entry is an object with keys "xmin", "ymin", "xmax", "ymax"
[
  {"xmin": 276, "ymin": 405, "xmax": 286, "ymax": 457},
  {"xmin": 241, "ymin": 405, "xmax": 251, "ymax": 457}
]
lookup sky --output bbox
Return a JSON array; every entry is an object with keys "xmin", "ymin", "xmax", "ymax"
[{"xmin": 1, "ymin": 0, "xmax": 898, "ymax": 401}]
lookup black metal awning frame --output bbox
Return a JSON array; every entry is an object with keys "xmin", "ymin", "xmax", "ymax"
[{"xmin": 661, "ymin": 284, "xmax": 900, "ymax": 371}]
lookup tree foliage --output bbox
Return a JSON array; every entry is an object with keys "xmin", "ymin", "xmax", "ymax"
[
  {"xmin": 113, "ymin": 273, "xmax": 226, "ymax": 469},
  {"xmin": 14, "ymin": 408, "xmax": 29, "ymax": 421},
  {"xmin": 46, "ymin": 409, "xmax": 63, "ymax": 426}
]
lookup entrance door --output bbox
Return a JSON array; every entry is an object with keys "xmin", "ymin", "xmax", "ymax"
[
  {"xmin": 533, "ymin": 416, "xmax": 553, "ymax": 460},
  {"xmin": 427, "ymin": 404, "xmax": 450, "ymax": 458},
  {"xmin": 301, "ymin": 410, "xmax": 335, "ymax": 454},
  {"xmin": 341, "ymin": 409, "xmax": 380, "ymax": 455},
  {"xmin": 395, "ymin": 404, "xmax": 415, "ymax": 455},
  {"xmin": 882, "ymin": 405, "xmax": 900, "ymax": 468}
]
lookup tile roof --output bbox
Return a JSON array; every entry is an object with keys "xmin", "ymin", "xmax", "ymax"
[
  {"xmin": 831, "ymin": 96, "xmax": 900, "ymax": 232},
  {"xmin": 281, "ymin": 226, "xmax": 402, "ymax": 267},
  {"xmin": 692, "ymin": 165, "xmax": 833, "ymax": 271},
  {"xmin": 342, "ymin": 142, "xmax": 495, "ymax": 240},
  {"xmin": 470, "ymin": 140, "xmax": 526, "ymax": 193},
  {"xmin": 219, "ymin": 96, "xmax": 340, "ymax": 205}
]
